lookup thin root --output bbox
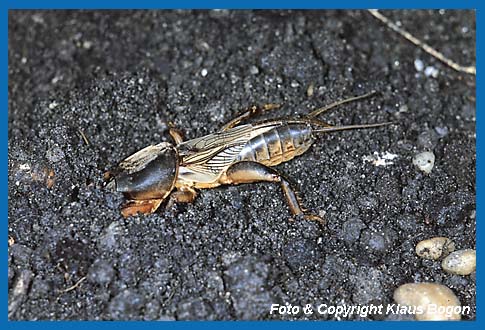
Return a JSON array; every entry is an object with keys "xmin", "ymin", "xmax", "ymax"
[
  {"xmin": 78, "ymin": 129, "xmax": 90, "ymax": 146},
  {"xmin": 368, "ymin": 9, "xmax": 475, "ymax": 75},
  {"xmin": 62, "ymin": 276, "xmax": 87, "ymax": 293}
]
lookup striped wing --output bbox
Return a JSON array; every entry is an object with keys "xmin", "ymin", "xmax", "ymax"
[
  {"xmin": 177, "ymin": 122, "xmax": 278, "ymax": 183},
  {"xmin": 179, "ymin": 125, "xmax": 253, "ymax": 174}
]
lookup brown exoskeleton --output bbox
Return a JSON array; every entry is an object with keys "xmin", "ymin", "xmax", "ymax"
[{"xmin": 108, "ymin": 91, "xmax": 391, "ymax": 223}]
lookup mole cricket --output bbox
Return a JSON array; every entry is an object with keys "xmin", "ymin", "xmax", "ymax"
[{"xmin": 107, "ymin": 91, "xmax": 392, "ymax": 223}]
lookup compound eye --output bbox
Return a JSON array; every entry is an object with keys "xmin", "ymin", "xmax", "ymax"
[{"xmin": 115, "ymin": 144, "xmax": 178, "ymax": 200}]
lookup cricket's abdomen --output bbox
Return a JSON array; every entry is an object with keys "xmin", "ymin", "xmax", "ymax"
[{"xmin": 237, "ymin": 123, "xmax": 314, "ymax": 166}]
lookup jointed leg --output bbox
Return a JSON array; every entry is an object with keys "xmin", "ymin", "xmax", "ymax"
[
  {"xmin": 220, "ymin": 161, "xmax": 324, "ymax": 224},
  {"xmin": 220, "ymin": 104, "xmax": 281, "ymax": 131},
  {"xmin": 121, "ymin": 187, "xmax": 197, "ymax": 217},
  {"xmin": 121, "ymin": 198, "xmax": 163, "ymax": 217},
  {"xmin": 169, "ymin": 127, "xmax": 184, "ymax": 145},
  {"xmin": 165, "ymin": 186, "xmax": 198, "ymax": 210}
]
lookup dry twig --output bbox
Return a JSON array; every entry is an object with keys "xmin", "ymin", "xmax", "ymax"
[{"xmin": 368, "ymin": 9, "xmax": 476, "ymax": 75}]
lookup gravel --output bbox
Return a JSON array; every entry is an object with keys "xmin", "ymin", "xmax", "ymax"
[{"xmin": 8, "ymin": 10, "xmax": 475, "ymax": 320}]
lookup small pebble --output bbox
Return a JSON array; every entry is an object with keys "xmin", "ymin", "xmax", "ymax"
[
  {"xmin": 415, "ymin": 237, "xmax": 455, "ymax": 260},
  {"xmin": 413, "ymin": 151, "xmax": 435, "ymax": 174},
  {"xmin": 306, "ymin": 83, "xmax": 314, "ymax": 97},
  {"xmin": 393, "ymin": 282, "xmax": 461, "ymax": 320},
  {"xmin": 414, "ymin": 59, "xmax": 424, "ymax": 72},
  {"xmin": 424, "ymin": 66, "xmax": 439, "ymax": 78},
  {"xmin": 339, "ymin": 218, "xmax": 365, "ymax": 243},
  {"xmin": 48, "ymin": 101, "xmax": 58, "ymax": 109},
  {"xmin": 442, "ymin": 249, "xmax": 476, "ymax": 276},
  {"xmin": 434, "ymin": 126, "xmax": 449, "ymax": 138},
  {"xmin": 82, "ymin": 40, "xmax": 93, "ymax": 49},
  {"xmin": 249, "ymin": 65, "xmax": 259, "ymax": 75}
]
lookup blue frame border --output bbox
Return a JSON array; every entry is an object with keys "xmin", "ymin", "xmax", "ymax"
[
  {"xmin": 4, "ymin": 0, "xmax": 480, "ymax": 328},
  {"xmin": 1, "ymin": 0, "xmax": 482, "ymax": 9}
]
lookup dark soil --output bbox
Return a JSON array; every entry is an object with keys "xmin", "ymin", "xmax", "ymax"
[{"xmin": 8, "ymin": 10, "xmax": 475, "ymax": 320}]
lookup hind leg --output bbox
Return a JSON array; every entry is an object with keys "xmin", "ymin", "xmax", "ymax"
[{"xmin": 219, "ymin": 161, "xmax": 324, "ymax": 224}]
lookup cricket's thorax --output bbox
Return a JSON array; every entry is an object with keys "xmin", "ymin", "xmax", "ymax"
[{"xmin": 116, "ymin": 143, "xmax": 178, "ymax": 199}]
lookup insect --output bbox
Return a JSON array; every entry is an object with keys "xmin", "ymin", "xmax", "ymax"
[{"xmin": 108, "ymin": 91, "xmax": 391, "ymax": 223}]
